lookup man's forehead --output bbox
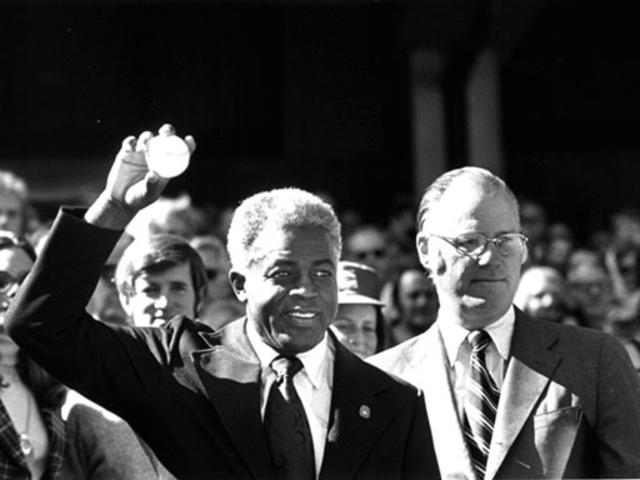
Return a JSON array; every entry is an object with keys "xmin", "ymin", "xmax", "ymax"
[
  {"xmin": 428, "ymin": 179, "xmax": 517, "ymax": 229},
  {"xmin": 348, "ymin": 230, "xmax": 385, "ymax": 247},
  {"xmin": 135, "ymin": 261, "xmax": 192, "ymax": 280},
  {"xmin": 249, "ymin": 224, "xmax": 337, "ymax": 264}
]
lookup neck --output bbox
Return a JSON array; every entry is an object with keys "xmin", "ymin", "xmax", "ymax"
[{"xmin": 0, "ymin": 333, "xmax": 20, "ymax": 368}]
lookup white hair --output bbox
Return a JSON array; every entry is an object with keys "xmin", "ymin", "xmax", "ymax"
[{"xmin": 227, "ymin": 188, "xmax": 341, "ymax": 270}]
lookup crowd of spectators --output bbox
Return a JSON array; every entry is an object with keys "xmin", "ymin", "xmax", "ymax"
[
  {"xmin": 5, "ymin": 169, "xmax": 640, "ymax": 368},
  {"xmin": 2, "ymin": 163, "xmax": 640, "ymax": 477}
]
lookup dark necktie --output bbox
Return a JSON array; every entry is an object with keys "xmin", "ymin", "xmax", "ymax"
[
  {"xmin": 264, "ymin": 356, "xmax": 315, "ymax": 480},
  {"xmin": 463, "ymin": 330, "xmax": 500, "ymax": 478}
]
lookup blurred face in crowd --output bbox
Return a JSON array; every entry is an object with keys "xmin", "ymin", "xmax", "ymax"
[
  {"xmin": 516, "ymin": 268, "xmax": 565, "ymax": 323},
  {"xmin": 121, "ymin": 262, "xmax": 198, "ymax": 327},
  {"xmin": 616, "ymin": 249, "xmax": 639, "ymax": 291},
  {"xmin": 191, "ymin": 237, "xmax": 233, "ymax": 301},
  {"xmin": 417, "ymin": 179, "xmax": 527, "ymax": 330},
  {"xmin": 397, "ymin": 269, "xmax": 438, "ymax": 331},
  {"xmin": 0, "ymin": 245, "xmax": 33, "ymax": 332},
  {"xmin": 87, "ymin": 265, "xmax": 129, "ymax": 326},
  {"xmin": 333, "ymin": 304, "xmax": 378, "ymax": 359},
  {"xmin": 520, "ymin": 201, "xmax": 546, "ymax": 243},
  {"xmin": 231, "ymin": 225, "xmax": 338, "ymax": 355},
  {"xmin": 612, "ymin": 212, "xmax": 640, "ymax": 248},
  {"xmin": 0, "ymin": 193, "xmax": 24, "ymax": 236},
  {"xmin": 567, "ymin": 262, "xmax": 612, "ymax": 328},
  {"xmin": 346, "ymin": 228, "xmax": 389, "ymax": 280}
]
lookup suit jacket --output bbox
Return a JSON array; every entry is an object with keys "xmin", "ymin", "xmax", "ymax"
[
  {"xmin": 6, "ymin": 208, "xmax": 440, "ymax": 480},
  {"xmin": 369, "ymin": 310, "xmax": 640, "ymax": 479},
  {"xmin": 62, "ymin": 392, "xmax": 176, "ymax": 480},
  {"xmin": 0, "ymin": 402, "xmax": 65, "ymax": 480}
]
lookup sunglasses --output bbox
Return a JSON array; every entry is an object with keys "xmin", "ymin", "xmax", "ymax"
[
  {"xmin": 354, "ymin": 249, "xmax": 387, "ymax": 261},
  {"xmin": 206, "ymin": 269, "xmax": 219, "ymax": 281}
]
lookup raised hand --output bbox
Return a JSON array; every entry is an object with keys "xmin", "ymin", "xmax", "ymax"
[{"xmin": 85, "ymin": 124, "xmax": 196, "ymax": 230}]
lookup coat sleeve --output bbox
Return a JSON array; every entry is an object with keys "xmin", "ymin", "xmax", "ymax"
[
  {"xmin": 5, "ymin": 207, "xmax": 169, "ymax": 420},
  {"xmin": 594, "ymin": 334, "xmax": 640, "ymax": 477}
]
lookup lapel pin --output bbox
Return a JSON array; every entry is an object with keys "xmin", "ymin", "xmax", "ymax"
[{"xmin": 359, "ymin": 405, "xmax": 371, "ymax": 419}]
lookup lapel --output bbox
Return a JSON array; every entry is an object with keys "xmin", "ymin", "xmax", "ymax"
[
  {"xmin": 320, "ymin": 335, "xmax": 393, "ymax": 480},
  {"xmin": 420, "ymin": 326, "xmax": 478, "ymax": 480},
  {"xmin": 0, "ymin": 399, "xmax": 28, "ymax": 471},
  {"xmin": 41, "ymin": 408, "xmax": 66, "ymax": 480},
  {"xmin": 191, "ymin": 318, "xmax": 276, "ymax": 479},
  {"xmin": 485, "ymin": 311, "xmax": 561, "ymax": 480}
]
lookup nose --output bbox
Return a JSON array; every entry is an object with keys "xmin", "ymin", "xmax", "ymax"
[
  {"xmin": 0, "ymin": 294, "xmax": 10, "ymax": 312},
  {"xmin": 290, "ymin": 273, "xmax": 318, "ymax": 299},
  {"xmin": 476, "ymin": 241, "xmax": 499, "ymax": 265},
  {"xmin": 154, "ymin": 295, "xmax": 169, "ymax": 309}
]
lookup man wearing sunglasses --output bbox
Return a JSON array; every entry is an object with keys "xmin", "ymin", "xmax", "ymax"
[{"xmin": 370, "ymin": 166, "xmax": 640, "ymax": 479}]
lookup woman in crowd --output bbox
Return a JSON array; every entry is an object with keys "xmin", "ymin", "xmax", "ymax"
[
  {"xmin": 0, "ymin": 231, "xmax": 67, "ymax": 479},
  {"xmin": 331, "ymin": 261, "xmax": 387, "ymax": 358}
]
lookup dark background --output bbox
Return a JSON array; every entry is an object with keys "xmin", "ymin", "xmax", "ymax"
[{"xmin": 1, "ymin": 0, "xmax": 639, "ymax": 242}]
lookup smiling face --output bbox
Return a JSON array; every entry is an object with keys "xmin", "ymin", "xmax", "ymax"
[
  {"xmin": 417, "ymin": 178, "xmax": 526, "ymax": 329},
  {"xmin": 230, "ymin": 225, "xmax": 338, "ymax": 355},
  {"xmin": 121, "ymin": 262, "xmax": 197, "ymax": 327},
  {"xmin": 397, "ymin": 269, "xmax": 438, "ymax": 330},
  {"xmin": 333, "ymin": 304, "xmax": 378, "ymax": 359}
]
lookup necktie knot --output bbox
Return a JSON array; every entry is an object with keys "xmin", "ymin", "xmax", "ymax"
[
  {"xmin": 468, "ymin": 330, "xmax": 491, "ymax": 353},
  {"xmin": 271, "ymin": 356, "xmax": 303, "ymax": 383}
]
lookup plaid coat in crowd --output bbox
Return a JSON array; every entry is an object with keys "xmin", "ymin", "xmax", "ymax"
[{"xmin": 0, "ymin": 403, "xmax": 65, "ymax": 480}]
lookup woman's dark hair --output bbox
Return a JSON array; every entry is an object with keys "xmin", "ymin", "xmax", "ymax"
[{"xmin": 17, "ymin": 351, "xmax": 67, "ymax": 410}]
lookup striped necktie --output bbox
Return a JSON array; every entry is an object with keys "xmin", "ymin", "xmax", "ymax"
[
  {"xmin": 463, "ymin": 330, "xmax": 500, "ymax": 478},
  {"xmin": 264, "ymin": 356, "xmax": 315, "ymax": 480}
]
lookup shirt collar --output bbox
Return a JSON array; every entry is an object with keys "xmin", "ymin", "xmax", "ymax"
[
  {"xmin": 438, "ymin": 306, "xmax": 515, "ymax": 367},
  {"xmin": 246, "ymin": 319, "xmax": 329, "ymax": 390}
]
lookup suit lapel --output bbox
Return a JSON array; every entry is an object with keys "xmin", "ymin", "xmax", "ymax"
[
  {"xmin": 0, "ymin": 398, "xmax": 28, "ymax": 471},
  {"xmin": 192, "ymin": 319, "xmax": 275, "ymax": 479},
  {"xmin": 320, "ymin": 337, "xmax": 393, "ymax": 480},
  {"xmin": 421, "ymin": 326, "xmax": 478, "ymax": 480},
  {"xmin": 485, "ymin": 311, "xmax": 561, "ymax": 480}
]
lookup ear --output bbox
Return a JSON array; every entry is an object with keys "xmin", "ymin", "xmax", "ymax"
[
  {"xmin": 520, "ymin": 242, "xmax": 529, "ymax": 265},
  {"xmin": 195, "ymin": 285, "xmax": 207, "ymax": 317},
  {"xmin": 416, "ymin": 232, "xmax": 430, "ymax": 270},
  {"xmin": 229, "ymin": 270, "xmax": 248, "ymax": 302},
  {"xmin": 118, "ymin": 292, "xmax": 134, "ymax": 318}
]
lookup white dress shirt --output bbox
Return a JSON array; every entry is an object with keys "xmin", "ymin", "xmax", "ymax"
[
  {"xmin": 247, "ymin": 323, "xmax": 334, "ymax": 478},
  {"xmin": 438, "ymin": 306, "xmax": 515, "ymax": 420}
]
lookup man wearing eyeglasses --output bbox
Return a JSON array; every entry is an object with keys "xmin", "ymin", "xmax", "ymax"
[{"xmin": 370, "ymin": 166, "xmax": 640, "ymax": 479}]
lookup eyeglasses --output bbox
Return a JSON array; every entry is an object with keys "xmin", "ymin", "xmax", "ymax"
[
  {"xmin": 354, "ymin": 249, "xmax": 387, "ymax": 261},
  {"xmin": 431, "ymin": 232, "xmax": 527, "ymax": 259},
  {"xmin": 206, "ymin": 269, "xmax": 219, "ymax": 281}
]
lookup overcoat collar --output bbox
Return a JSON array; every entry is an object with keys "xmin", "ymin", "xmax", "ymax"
[{"xmin": 191, "ymin": 318, "xmax": 274, "ymax": 479}]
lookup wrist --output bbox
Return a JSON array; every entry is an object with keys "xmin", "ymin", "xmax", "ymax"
[{"xmin": 84, "ymin": 192, "xmax": 136, "ymax": 231}]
